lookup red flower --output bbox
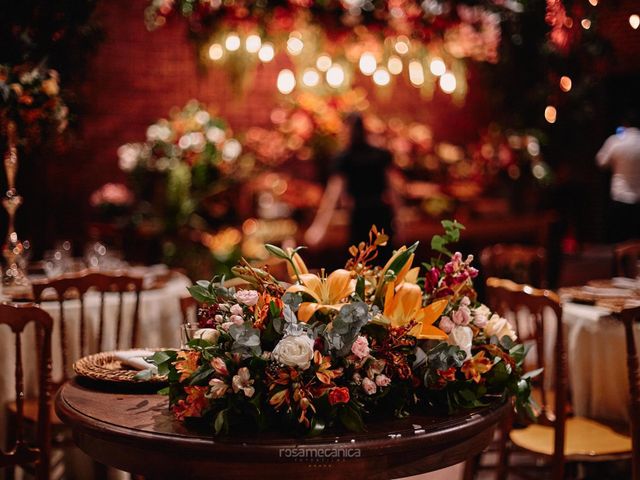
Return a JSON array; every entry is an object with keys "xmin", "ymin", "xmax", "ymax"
[{"xmin": 328, "ymin": 387, "xmax": 350, "ymax": 406}]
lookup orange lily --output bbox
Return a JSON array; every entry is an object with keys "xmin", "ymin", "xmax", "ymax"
[
  {"xmin": 383, "ymin": 282, "xmax": 448, "ymax": 339},
  {"xmin": 285, "ymin": 269, "xmax": 355, "ymax": 322},
  {"xmin": 285, "ymin": 248, "xmax": 309, "ymax": 281}
]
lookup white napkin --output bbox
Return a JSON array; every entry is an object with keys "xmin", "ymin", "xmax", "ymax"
[{"xmin": 113, "ymin": 349, "xmax": 158, "ymax": 374}]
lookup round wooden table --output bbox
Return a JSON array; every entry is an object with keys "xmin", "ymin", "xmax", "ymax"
[{"xmin": 56, "ymin": 377, "xmax": 508, "ymax": 480}]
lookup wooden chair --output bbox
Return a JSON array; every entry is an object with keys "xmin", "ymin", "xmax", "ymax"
[
  {"xmin": 1, "ymin": 303, "xmax": 53, "ymax": 480},
  {"xmin": 480, "ymin": 244, "xmax": 547, "ymax": 288},
  {"xmin": 485, "ymin": 277, "xmax": 632, "ymax": 480},
  {"xmin": 31, "ymin": 270, "xmax": 144, "ymax": 378},
  {"xmin": 614, "ymin": 239, "xmax": 640, "ymax": 278}
]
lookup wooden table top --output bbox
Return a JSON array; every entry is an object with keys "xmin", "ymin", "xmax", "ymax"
[{"xmin": 56, "ymin": 377, "xmax": 508, "ymax": 480}]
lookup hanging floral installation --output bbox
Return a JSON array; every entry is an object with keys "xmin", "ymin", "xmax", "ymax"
[{"xmin": 145, "ymin": 0, "xmax": 520, "ymax": 99}]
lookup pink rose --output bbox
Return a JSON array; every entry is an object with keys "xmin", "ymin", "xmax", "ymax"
[
  {"xmin": 230, "ymin": 304, "xmax": 244, "ymax": 316},
  {"xmin": 230, "ymin": 315, "xmax": 244, "ymax": 325},
  {"xmin": 235, "ymin": 290, "xmax": 259, "ymax": 306},
  {"xmin": 452, "ymin": 306, "xmax": 471, "ymax": 325},
  {"xmin": 375, "ymin": 374, "xmax": 391, "ymax": 387},
  {"xmin": 351, "ymin": 335, "xmax": 370, "ymax": 359},
  {"xmin": 362, "ymin": 377, "xmax": 377, "ymax": 395},
  {"xmin": 439, "ymin": 316, "xmax": 455, "ymax": 333},
  {"xmin": 214, "ymin": 314, "xmax": 224, "ymax": 323},
  {"xmin": 221, "ymin": 322, "xmax": 234, "ymax": 331}
]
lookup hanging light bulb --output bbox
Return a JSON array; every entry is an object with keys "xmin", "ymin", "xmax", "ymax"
[
  {"xmin": 544, "ymin": 106, "xmax": 557, "ymax": 124},
  {"xmin": 302, "ymin": 68, "xmax": 320, "ymax": 87},
  {"xmin": 208, "ymin": 43, "xmax": 224, "ymax": 61},
  {"xmin": 630, "ymin": 14, "xmax": 640, "ymax": 29},
  {"xmin": 409, "ymin": 61, "xmax": 424, "ymax": 86},
  {"xmin": 359, "ymin": 52, "xmax": 377, "ymax": 76},
  {"xmin": 316, "ymin": 55, "xmax": 332, "ymax": 72},
  {"xmin": 395, "ymin": 37, "xmax": 410, "ymax": 55},
  {"xmin": 277, "ymin": 69, "xmax": 296, "ymax": 94},
  {"xmin": 439, "ymin": 72, "xmax": 457, "ymax": 93},
  {"xmin": 225, "ymin": 33, "xmax": 241, "ymax": 51},
  {"xmin": 373, "ymin": 68, "xmax": 391, "ymax": 86},
  {"xmin": 258, "ymin": 43, "xmax": 275, "ymax": 62},
  {"xmin": 287, "ymin": 35, "xmax": 304, "ymax": 55},
  {"xmin": 326, "ymin": 64, "xmax": 345, "ymax": 88},
  {"xmin": 559, "ymin": 76, "xmax": 572, "ymax": 92},
  {"xmin": 387, "ymin": 56, "xmax": 403, "ymax": 75},
  {"xmin": 429, "ymin": 57, "xmax": 446, "ymax": 76},
  {"xmin": 245, "ymin": 35, "xmax": 262, "ymax": 53}
]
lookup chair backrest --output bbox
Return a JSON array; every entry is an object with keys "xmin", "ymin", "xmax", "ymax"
[
  {"xmin": 0, "ymin": 303, "xmax": 53, "ymax": 479},
  {"xmin": 32, "ymin": 270, "xmax": 143, "ymax": 380},
  {"xmin": 485, "ymin": 277, "xmax": 568, "ymax": 478},
  {"xmin": 480, "ymin": 244, "xmax": 547, "ymax": 288},
  {"xmin": 614, "ymin": 239, "xmax": 640, "ymax": 278}
]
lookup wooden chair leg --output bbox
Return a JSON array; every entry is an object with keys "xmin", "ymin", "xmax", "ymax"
[
  {"xmin": 623, "ymin": 314, "xmax": 640, "ymax": 480},
  {"xmin": 496, "ymin": 408, "xmax": 513, "ymax": 480},
  {"xmin": 463, "ymin": 454, "xmax": 480, "ymax": 480},
  {"xmin": 5, "ymin": 409, "xmax": 17, "ymax": 480}
]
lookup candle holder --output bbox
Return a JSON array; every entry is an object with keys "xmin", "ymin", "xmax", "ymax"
[{"xmin": 2, "ymin": 121, "xmax": 31, "ymax": 298}]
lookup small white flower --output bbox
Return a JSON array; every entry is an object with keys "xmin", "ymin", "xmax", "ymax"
[
  {"xmin": 194, "ymin": 328, "xmax": 220, "ymax": 344},
  {"xmin": 484, "ymin": 314, "xmax": 517, "ymax": 341},
  {"xmin": 231, "ymin": 367, "xmax": 255, "ymax": 398},
  {"xmin": 272, "ymin": 334, "xmax": 315, "ymax": 370},
  {"xmin": 448, "ymin": 325, "xmax": 474, "ymax": 360},
  {"xmin": 472, "ymin": 304, "xmax": 491, "ymax": 328},
  {"xmin": 209, "ymin": 378, "xmax": 229, "ymax": 398}
]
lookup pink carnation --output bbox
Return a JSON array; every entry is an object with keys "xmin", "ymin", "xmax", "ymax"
[
  {"xmin": 362, "ymin": 377, "xmax": 377, "ymax": 395},
  {"xmin": 351, "ymin": 336, "xmax": 370, "ymax": 359},
  {"xmin": 375, "ymin": 374, "xmax": 391, "ymax": 387}
]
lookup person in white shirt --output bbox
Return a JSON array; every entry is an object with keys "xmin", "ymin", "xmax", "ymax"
[{"xmin": 596, "ymin": 120, "xmax": 640, "ymax": 242}]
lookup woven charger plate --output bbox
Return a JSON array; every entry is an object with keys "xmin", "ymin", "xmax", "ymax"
[{"xmin": 73, "ymin": 350, "xmax": 168, "ymax": 384}]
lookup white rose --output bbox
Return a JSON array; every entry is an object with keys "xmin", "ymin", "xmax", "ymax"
[
  {"xmin": 194, "ymin": 328, "xmax": 220, "ymax": 344},
  {"xmin": 272, "ymin": 335, "xmax": 315, "ymax": 370},
  {"xmin": 448, "ymin": 326, "xmax": 473, "ymax": 360},
  {"xmin": 484, "ymin": 314, "xmax": 517, "ymax": 341},
  {"xmin": 472, "ymin": 304, "xmax": 492, "ymax": 328}
]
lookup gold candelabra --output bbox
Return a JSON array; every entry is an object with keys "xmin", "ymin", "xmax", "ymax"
[{"xmin": 2, "ymin": 121, "xmax": 31, "ymax": 298}]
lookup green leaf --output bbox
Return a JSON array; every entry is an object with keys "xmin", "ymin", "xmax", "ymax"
[
  {"xmin": 338, "ymin": 406, "xmax": 366, "ymax": 433},
  {"xmin": 214, "ymin": 409, "xmax": 227, "ymax": 435},
  {"xmin": 187, "ymin": 284, "xmax": 215, "ymax": 303},
  {"xmin": 431, "ymin": 235, "xmax": 452, "ymax": 256},
  {"xmin": 355, "ymin": 276, "xmax": 365, "ymax": 300}
]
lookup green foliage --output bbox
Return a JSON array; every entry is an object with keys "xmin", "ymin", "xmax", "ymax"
[{"xmin": 430, "ymin": 220, "xmax": 466, "ymax": 259}]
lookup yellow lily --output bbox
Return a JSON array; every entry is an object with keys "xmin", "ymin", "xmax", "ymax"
[
  {"xmin": 383, "ymin": 282, "xmax": 448, "ymax": 339},
  {"xmin": 286, "ymin": 270, "xmax": 355, "ymax": 322},
  {"xmin": 380, "ymin": 245, "xmax": 418, "ymax": 285}
]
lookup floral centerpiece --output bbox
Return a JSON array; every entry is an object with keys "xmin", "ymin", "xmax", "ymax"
[
  {"xmin": 118, "ymin": 100, "xmax": 253, "ymax": 232},
  {"xmin": 150, "ymin": 222, "xmax": 536, "ymax": 435},
  {"xmin": 0, "ymin": 64, "xmax": 68, "ymax": 147}
]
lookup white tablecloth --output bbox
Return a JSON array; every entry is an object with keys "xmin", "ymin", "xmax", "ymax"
[
  {"xmin": 0, "ymin": 273, "xmax": 191, "ymax": 460},
  {"xmin": 562, "ymin": 302, "xmax": 639, "ymax": 423}
]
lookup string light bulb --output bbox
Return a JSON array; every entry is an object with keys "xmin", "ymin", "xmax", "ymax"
[
  {"xmin": 225, "ymin": 33, "xmax": 241, "ymax": 51},
  {"xmin": 373, "ymin": 68, "xmax": 391, "ymax": 86},
  {"xmin": 208, "ymin": 43, "xmax": 223, "ymax": 61},
  {"xmin": 429, "ymin": 57, "xmax": 446, "ymax": 76},
  {"xmin": 302, "ymin": 68, "xmax": 320, "ymax": 87},
  {"xmin": 395, "ymin": 37, "xmax": 410, "ymax": 55},
  {"xmin": 277, "ymin": 69, "xmax": 296, "ymax": 94},
  {"xmin": 630, "ymin": 14, "xmax": 640, "ymax": 30},
  {"xmin": 408, "ymin": 61, "xmax": 424, "ymax": 86},
  {"xmin": 326, "ymin": 64, "xmax": 345, "ymax": 88},
  {"xmin": 359, "ymin": 52, "xmax": 377, "ymax": 76},
  {"xmin": 439, "ymin": 72, "xmax": 457, "ymax": 93},
  {"xmin": 258, "ymin": 43, "xmax": 275, "ymax": 62},
  {"xmin": 559, "ymin": 76, "xmax": 572, "ymax": 92},
  {"xmin": 316, "ymin": 55, "xmax": 332, "ymax": 72},
  {"xmin": 545, "ymin": 106, "xmax": 557, "ymax": 124},
  {"xmin": 287, "ymin": 35, "xmax": 304, "ymax": 55},
  {"xmin": 245, "ymin": 35, "xmax": 262, "ymax": 53},
  {"xmin": 387, "ymin": 56, "xmax": 403, "ymax": 75}
]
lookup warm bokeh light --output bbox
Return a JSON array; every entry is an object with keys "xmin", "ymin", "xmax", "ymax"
[
  {"xmin": 316, "ymin": 55, "xmax": 332, "ymax": 72},
  {"xmin": 359, "ymin": 52, "xmax": 377, "ymax": 76},
  {"xmin": 225, "ymin": 33, "xmax": 240, "ymax": 52},
  {"xmin": 545, "ymin": 106, "xmax": 557, "ymax": 124},
  {"xmin": 439, "ymin": 72, "xmax": 457, "ymax": 93},
  {"xmin": 245, "ymin": 35, "xmax": 262, "ymax": 53},
  {"xmin": 630, "ymin": 14, "xmax": 640, "ymax": 30},
  {"xmin": 429, "ymin": 58, "xmax": 446, "ymax": 76},
  {"xmin": 302, "ymin": 68, "xmax": 320, "ymax": 87},
  {"xmin": 395, "ymin": 38, "xmax": 410, "ymax": 55},
  {"xmin": 408, "ymin": 61, "xmax": 424, "ymax": 86},
  {"xmin": 387, "ymin": 56, "xmax": 403, "ymax": 75},
  {"xmin": 588, "ymin": 0, "xmax": 598, "ymax": 5},
  {"xmin": 373, "ymin": 68, "xmax": 390, "ymax": 86},
  {"xmin": 559, "ymin": 76, "xmax": 572, "ymax": 92},
  {"xmin": 277, "ymin": 69, "xmax": 296, "ymax": 94},
  {"xmin": 286, "ymin": 36, "xmax": 304, "ymax": 55},
  {"xmin": 258, "ymin": 43, "xmax": 275, "ymax": 62},
  {"xmin": 208, "ymin": 43, "xmax": 223, "ymax": 61},
  {"xmin": 581, "ymin": 18, "xmax": 591, "ymax": 29},
  {"xmin": 326, "ymin": 64, "xmax": 345, "ymax": 87}
]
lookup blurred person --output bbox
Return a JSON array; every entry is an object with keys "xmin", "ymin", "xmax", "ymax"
[
  {"xmin": 305, "ymin": 112, "xmax": 402, "ymax": 247},
  {"xmin": 596, "ymin": 113, "xmax": 640, "ymax": 242}
]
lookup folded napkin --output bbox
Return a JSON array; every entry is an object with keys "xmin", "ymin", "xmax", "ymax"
[{"xmin": 113, "ymin": 349, "xmax": 158, "ymax": 374}]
